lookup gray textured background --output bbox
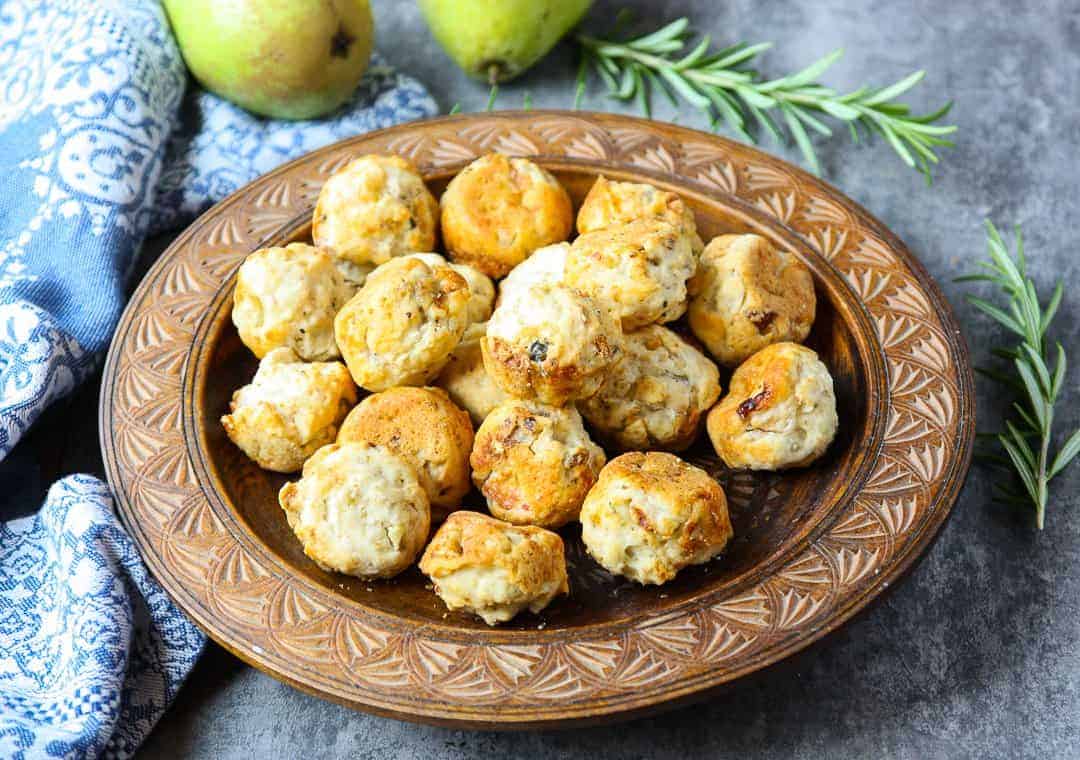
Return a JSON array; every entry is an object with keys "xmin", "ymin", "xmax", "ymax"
[{"xmin": 23, "ymin": 0, "xmax": 1080, "ymax": 757}]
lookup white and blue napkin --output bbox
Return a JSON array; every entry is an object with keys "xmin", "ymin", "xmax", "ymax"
[{"xmin": 0, "ymin": 1, "xmax": 437, "ymax": 757}]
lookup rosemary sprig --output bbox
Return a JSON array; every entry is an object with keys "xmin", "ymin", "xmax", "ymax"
[
  {"xmin": 960, "ymin": 222, "xmax": 1080, "ymax": 529},
  {"xmin": 574, "ymin": 17, "xmax": 957, "ymax": 180}
]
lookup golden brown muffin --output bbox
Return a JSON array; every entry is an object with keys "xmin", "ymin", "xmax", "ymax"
[
  {"xmin": 580, "ymin": 452, "xmax": 733, "ymax": 585},
  {"xmin": 576, "ymin": 176, "xmax": 704, "ymax": 254},
  {"xmin": 312, "ymin": 154, "xmax": 438, "ymax": 281},
  {"xmin": 440, "ymin": 153, "xmax": 573, "ymax": 278},
  {"xmin": 435, "ymin": 322, "xmax": 509, "ymax": 426},
  {"xmin": 337, "ymin": 386, "xmax": 474, "ymax": 521},
  {"xmin": 221, "ymin": 348, "xmax": 356, "ymax": 473},
  {"xmin": 231, "ymin": 243, "xmax": 356, "ymax": 361},
  {"xmin": 471, "ymin": 399, "xmax": 605, "ymax": 529},
  {"xmin": 419, "ymin": 511, "xmax": 569, "ymax": 625},
  {"xmin": 334, "ymin": 256, "xmax": 472, "ymax": 391},
  {"xmin": 482, "ymin": 282, "xmax": 622, "ymax": 406},
  {"xmin": 579, "ymin": 325, "xmax": 721, "ymax": 452},
  {"xmin": 706, "ymin": 342, "xmax": 837, "ymax": 470},
  {"xmin": 566, "ymin": 219, "xmax": 697, "ymax": 330},
  {"xmin": 688, "ymin": 234, "xmax": 816, "ymax": 367},
  {"xmin": 279, "ymin": 442, "xmax": 430, "ymax": 579},
  {"xmin": 403, "ymin": 252, "xmax": 495, "ymax": 324}
]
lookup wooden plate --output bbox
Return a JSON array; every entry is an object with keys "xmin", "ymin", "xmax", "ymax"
[{"xmin": 100, "ymin": 111, "xmax": 974, "ymax": 728}]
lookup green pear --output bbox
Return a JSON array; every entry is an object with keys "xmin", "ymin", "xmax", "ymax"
[
  {"xmin": 163, "ymin": 0, "xmax": 374, "ymax": 120},
  {"xmin": 418, "ymin": 0, "xmax": 592, "ymax": 83}
]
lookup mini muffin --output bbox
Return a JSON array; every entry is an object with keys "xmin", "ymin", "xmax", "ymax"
[
  {"xmin": 688, "ymin": 234, "xmax": 816, "ymax": 367},
  {"xmin": 707, "ymin": 342, "xmax": 838, "ymax": 470},
  {"xmin": 566, "ymin": 218, "xmax": 697, "ymax": 330},
  {"xmin": 482, "ymin": 282, "xmax": 622, "ymax": 406},
  {"xmin": 579, "ymin": 325, "xmax": 721, "ymax": 452},
  {"xmin": 580, "ymin": 452, "xmax": 733, "ymax": 585},
  {"xmin": 232, "ymin": 243, "xmax": 356, "ymax": 361},
  {"xmin": 221, "ymin": 348, "xmax": 356, "ymax": 473},
  {"xmin": 419, "ymin": 511, "xmax": 569, "ymax": 625},
  {"xmin": 576, "ymin": 176, "xmax": 704, "ymax": 254},
  {"xmin": 471, "ymin": 400, "xmax": 606, "ymax": 529},
  {"xmin": 334, "ymin": 256, "xmax": 471, "ymax": 391},
  {"xmin": 497, "ymin": 242, "xmax": 568, "ymax": 305},
  {"xmin": 279, "ymin": 442, "xmax": 430, "ymax": 579},
  {"xmin": 435, "ymin": 322, "xmax": 509, "ymax": 426},
  {"xmin": 337, "ymin": 386, "xmax": 474, "ymax": 520},
  {"xmin": 440, "ymin": 153, "xmax": 573, "ymax": 278},
  {"xmin": 312, "ymin": 154, "xmax": 438, "ymax": 281},
  {"xmin": 404, "ymin": 252, "xmax": 495, "ymax": 324}
]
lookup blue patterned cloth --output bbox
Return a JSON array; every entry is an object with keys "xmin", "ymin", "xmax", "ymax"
[{"xmin": 0, "ymin": 1, "xmax": 436, "ymax": 757}]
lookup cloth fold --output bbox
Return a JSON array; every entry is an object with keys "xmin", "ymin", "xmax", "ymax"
[
  {"xmin": 0, "ymin": 1, "xmax": 437, "ymax": 757},
  {"xmin": 0, "ymin": 476, "xmax": 204, "ymax": 759}
]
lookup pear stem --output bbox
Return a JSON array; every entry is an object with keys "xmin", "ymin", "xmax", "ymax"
[{"xmin": 485, "ymin": 64, "xmax": 500, "ymax": 112}]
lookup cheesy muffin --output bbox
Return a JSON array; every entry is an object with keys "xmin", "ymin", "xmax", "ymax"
[
  {"xmin": 482, "ymin": 282, "xmax": 622, "ymax": 406},
  {"xmin": 403, "ymin": 252, "xmax": 495, "ymax": 324},
  {"xmin": 566, "ymin": 219, "xmax": 697, "ymax": 330},
  {"xmin": 312, "ymin": 154, "xmax": 438, "ymax": 281},
  {"xmin": 435, "ymin": 322, "xmax": 509, "ymax": 426},
  {"xmin": 471, "ymin": 400, "xmax": 605, "ymax": 529},
  {"xmin": 221, "ymin": 348, "xmax": 356, "ymax": 473},
  {"xmin": 497, "ymin": 242, "xmax": 568, "ymax": 305},
  {"xmin": 337, "ymin": 386, "xmax": 474, "ymax": 521},
  {"xmin": 334, "ymin": 256, "xmax": 471, "ymax": 391},
  {"xmin": 580, "ymin": 452, "xmax": 732, "ymax": 585},
  {"xmin": 232, "ymin": 243, "xmax": 356, "ymax": 361},
  {"xmin": 576, "ymin": 176, "xmax": 704, "ymax": 254},
  {"xmin": 419, "ymin": 511, "xmax": 569, "ymax": 625},
  {"xmin": 707, "ymin": 342, "xmax": 838, "ymax": 470},
  {"xmin": 440, "ymin": 153, "xmax": 573, "ymax": 278},
  {"xmin": 279, "ymin": 442, "xmax": 430, "ymax": 579},
  {"xmin": 688, "ymin": 234, "xmax": 816, "ymax": 367},
  {"xmin": 579, "ymin": 325, "xmax": 721, "ymax": 452}
]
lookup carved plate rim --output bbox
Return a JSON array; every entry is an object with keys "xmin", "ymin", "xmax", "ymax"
[{"xmin": 99, "ymin": 111, "xmax": 975, "ymax": 727}]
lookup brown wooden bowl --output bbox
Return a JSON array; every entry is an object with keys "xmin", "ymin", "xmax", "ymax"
[{"xmin": 100, "ymin": 111, "xmax": 974, "ymax": 728}]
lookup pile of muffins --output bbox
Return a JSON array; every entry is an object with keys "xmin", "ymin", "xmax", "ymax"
[{"xmin": 222, "ymin": 152, "xmax": 838, "ymax": 626}]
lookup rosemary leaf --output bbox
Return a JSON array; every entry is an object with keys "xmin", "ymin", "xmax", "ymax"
[
  {"xmin": 1050, "ymin": 430, "xmax": 1080, "ymax": 479},
  {"xmin": 961, "ymin": 222, "xmax": 1079, "ymax": 529},
  {"xmin": 574, "ymin": 15, "xmax": 957, "ymax": 178},
  {"xmin": 574, "ymin": 55, "xmax": 588, "ymax": 109}
]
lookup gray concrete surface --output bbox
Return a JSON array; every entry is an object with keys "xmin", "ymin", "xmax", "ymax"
[{"xmin": 32, "ymin": 0, "xmax": 1080, "ymax": 757}]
